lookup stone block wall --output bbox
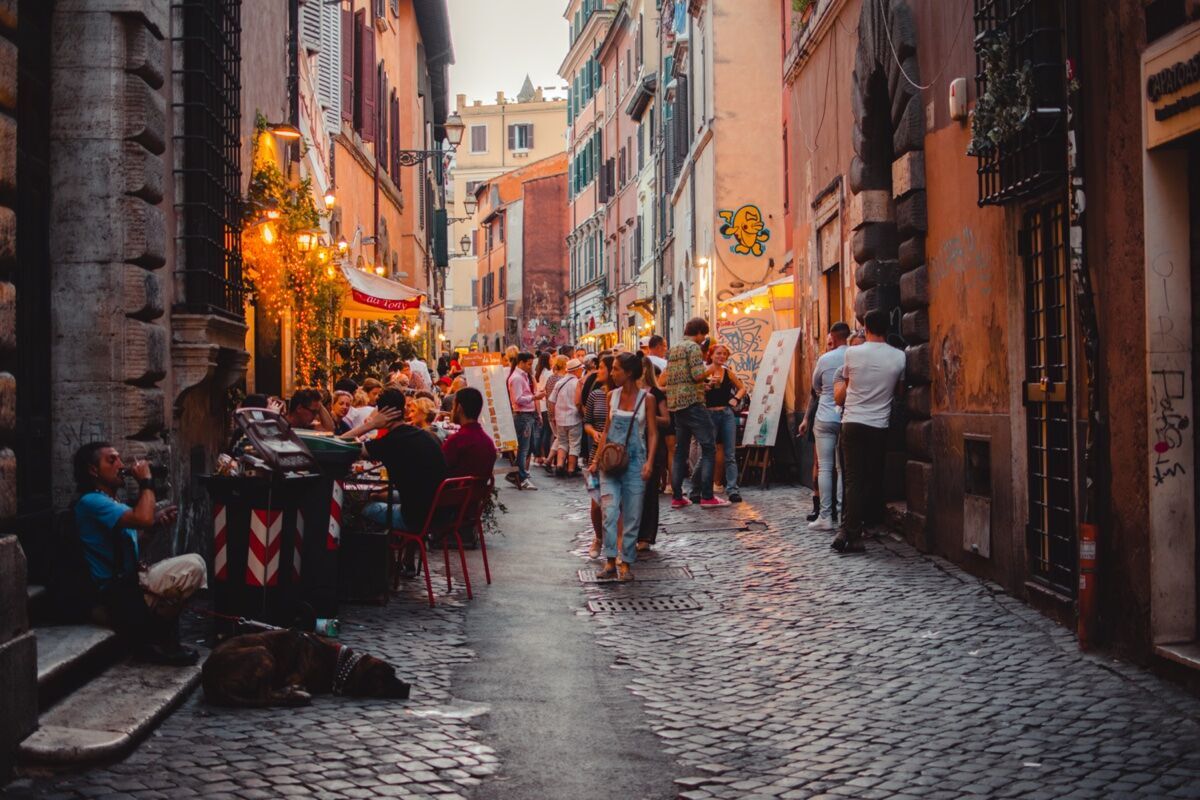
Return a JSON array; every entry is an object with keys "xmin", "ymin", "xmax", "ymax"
[{"xmin": 0, "ymin": 0, "xmax": 36, "ymax": 783}]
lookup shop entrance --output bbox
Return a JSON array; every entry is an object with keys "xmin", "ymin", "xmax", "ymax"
[{"xmin": 1020, "ymin": 199, "xmax": 1076, "ymax": 597}]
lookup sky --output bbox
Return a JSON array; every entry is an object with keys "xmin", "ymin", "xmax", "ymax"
[{"xmin": 447, "ymin": 0, "xmax": 569, "ymax": 106}]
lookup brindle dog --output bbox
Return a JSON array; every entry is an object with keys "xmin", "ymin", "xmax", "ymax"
[{"xmin": 202, "ymin": 629, "xmax": 410, "ymax": 707}]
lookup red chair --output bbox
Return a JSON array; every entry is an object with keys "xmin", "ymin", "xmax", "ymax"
[
  {"xmin": 463, "ymin": 475, "xmax": 495, "ymax": 585},
  {"xmin": 388, "ymin": 477, "xmax": 475, "ymax": 607}
]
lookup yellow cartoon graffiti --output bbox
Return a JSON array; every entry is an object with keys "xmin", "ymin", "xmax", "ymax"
[{"xmin": 718, "ymin": 205, "xmax": 770, "ymax": 257}]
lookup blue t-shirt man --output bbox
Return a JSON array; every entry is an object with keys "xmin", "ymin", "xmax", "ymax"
[{"xmin": 75, "ymin": 491, "xmax": 140, "ymax": 588}]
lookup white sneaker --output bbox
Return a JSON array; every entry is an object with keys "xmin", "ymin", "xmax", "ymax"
[
  {"xmin": 519, "ymin": 479, "xmax": 538, "ymax": 491},
  {"xmin": 808, "ymin": 516, "xmax": 837, "ymax": 532}
]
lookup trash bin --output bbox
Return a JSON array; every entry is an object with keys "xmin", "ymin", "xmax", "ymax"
[
  {"xmin": 202, "ymin": 473, "xmax": 321, "ymax": 629},
  {"xmin": 293, "ymin": 432, "xmax": 362, "ymax": 618}
]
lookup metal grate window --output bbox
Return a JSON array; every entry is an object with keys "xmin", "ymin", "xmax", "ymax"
[
  {"xmin": 175, "ymin": 0, "xmax": 244, "ymax": 318},
  {"xmin": 973, "ymin": 0, "xmax": 1067, "ymax": 206},
  {"xmin": 1021, "ymin": 200, "xmax": 1075, "ymax": 595}
]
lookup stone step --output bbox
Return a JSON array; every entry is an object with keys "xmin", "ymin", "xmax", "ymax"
[
  {"xmin": 19, "ymin": 656, "xmax": 202, "ymax": 766},
  {"xmin": 34, "ymin": 624, "xmax": 122, "ymax": 710}
]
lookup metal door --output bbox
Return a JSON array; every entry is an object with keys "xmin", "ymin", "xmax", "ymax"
[{"xmin": 1021, "ymin": 199, "xmax": 1076, "ymax": 595}]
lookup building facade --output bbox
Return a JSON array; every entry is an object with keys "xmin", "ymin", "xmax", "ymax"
[
  {"xmin": 473, "ymin": 153, "xmax": 569, "ymax": 352},
  {"xmin": 444, "ymin": 82, "xmax": 567, "ymax": 351}
]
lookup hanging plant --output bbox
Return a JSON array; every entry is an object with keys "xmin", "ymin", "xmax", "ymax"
[
  {"xmin": 241, "ymin": 114, "xmax": 343, "ymax": 386},
  {"xmin": 332, "ymin": 318, "xmax": 421, "ymax": 382},
  {"xmin": 968, "ymin": 30, "xmax": 1034, "ymax": 157}
]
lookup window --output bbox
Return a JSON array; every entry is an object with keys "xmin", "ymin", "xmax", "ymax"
[
  {"xmin": 497, "ymin": 215, "xmax": 505, "ymax": 243},
  {"xmin": 499, "ymin": 266, "xmax": 506, "ymax": 299},
  {"xmin": 625, "ymin": 49, "xmax": 632, "ymax": 89},
  {"xmin": 470, "ymin": 124, "xmax": 488, "ymax": 153},
  {"xmin": 177, "ymin": 0, "xmax": 243, "ymax": 317},
  {"xmin": 486, "ymin": 223, "xmax": 494, "ymax": 252},
  {"xmin": 508, "ymin": 123, "xmax": 534, "ymax": 151}
]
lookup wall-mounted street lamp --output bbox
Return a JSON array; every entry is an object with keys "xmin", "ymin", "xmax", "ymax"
[
  {"xmin": 296, "ymin": 229, "xmax": 319, "ymax": 252},
  {"xmin": 444, "ymin": 112, "xmax": 466, "ymax": 148},
  {"xmin": 266, "ymin": 121, "xmax": 302, "ymax": 141},
  {"xmin": 323, "ymin": 190, "xmax": 336, "ymax": 209},
  {"xmin": 459, "ymin": 234, "xmax": 471, "ymax": 256}
]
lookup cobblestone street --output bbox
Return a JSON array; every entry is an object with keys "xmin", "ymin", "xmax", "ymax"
[{"xmin": 8, "ymin": 477, "xmax": 1200, "ymax": 799}]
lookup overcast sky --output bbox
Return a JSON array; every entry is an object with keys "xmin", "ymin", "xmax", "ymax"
[{"xmin": 447, "ymin": 0, "xmax": 569, "ymax": 105}]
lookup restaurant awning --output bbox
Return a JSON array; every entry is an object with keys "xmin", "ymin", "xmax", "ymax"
[
  {"xmin": 718, "ymin": 276, "xmax": 793, "ymax": 308},
  {"xmin": 582, "ymin": 321, "xmax": 617, "ymax": 340},
  {"xmin": 340, "ymin": 262, "xmax": 424, "ymax": 313}
]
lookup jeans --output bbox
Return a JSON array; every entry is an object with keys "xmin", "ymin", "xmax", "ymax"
[
  {"xmin": 813, "ymin": 419, "xmax": 842, "ymax": 520},
  {"xmin": 538, "ymin": 411, "xmax": 553, "ymax": 458},
  {"xmin": 600, "ymin": 408, "xmax": 648, "ymax": 563},
  {"xmin": 840, "ymin": 422, "xmax": 888, "ymax": 537},
  {"xmin": 709, "ymin": 407, "xmax": 740, "ymax": 494},
  {"xmin": 362, "ymin": 501, "xmax": 410, "ymax": 531},
  {"xmin": 672, "ymin": 403, "xmax": 716, "ymax": 500},
  {"xmin": 513, "ymin": 411, "xmax": 536, "ymax": 480},
  {"xmin": 637, "ymin": 435, "xmax": 668, "ymax": 543}
]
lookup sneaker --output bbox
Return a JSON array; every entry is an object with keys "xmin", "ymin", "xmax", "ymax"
[
  {"xmin": 808, "ymin": 516, "xmax": 836, "ymax": 532},
  {"xmin": 671, "ymin": 497, "xmax": 692, "ymax": 509},
  {"xmin": 504, "ymin": 472, "xmax": 521, "ymax": 485},
  {"xmin": 700, "ymin": 497, "xmax": 730, "ymax": 509},
  {"xmin": 728, "ymin": 493, "xmax": 743, "ymax": 503},
  {"xmin": 596, "ymin": 560, "xmax": 618, "ymax": 580},
  {"xmin": 519, "ymin": 479, "xmax": 538, "ymax": 491},
  {"xmin": 617, "ymin": 562, "xmax": 634, "ymax": 582},
  {"xmin": 635, "ymin": 541, "xmax": 652, "ymax": 553}
]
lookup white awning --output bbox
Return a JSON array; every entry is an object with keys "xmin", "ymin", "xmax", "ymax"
[
  {"xmin": 582, "ymin": 322, "xmax": 617, "ymax": 339},
  {"xmin": 340, "ymin": 262, "xmax": 424, "ymax": 313}
]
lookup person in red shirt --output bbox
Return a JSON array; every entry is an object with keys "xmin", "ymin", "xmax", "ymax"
[{"xmin": 443, "ymin": 387, "xmax": 498, "ymax": 479}]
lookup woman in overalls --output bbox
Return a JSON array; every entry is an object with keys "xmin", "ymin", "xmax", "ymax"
[{"xmin": 589, "ymin": 353, "xmax": 660, "ymax": 582}]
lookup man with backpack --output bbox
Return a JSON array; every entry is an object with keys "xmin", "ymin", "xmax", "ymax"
[{"xmin": 70, "ymin": 442, "xmax": 205, "ymax": 665}]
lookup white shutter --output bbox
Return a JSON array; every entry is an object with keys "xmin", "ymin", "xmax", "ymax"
[
  {"xmin": 300, "ymin": 0, "xmax": 321, "ymax": 52},
  {"xmin": 318, "ymin": 0, "xmax": 341, "ymax": 134}
]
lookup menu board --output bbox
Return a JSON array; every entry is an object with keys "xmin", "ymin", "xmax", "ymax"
[
  {"xmin": 741, "ymin": 327, "xmax": 802, "ymax": 448},
  {"xmin": 716, "ymin": 311, "xmax": 774, "ymax": 395},
  {"xmin": 461, "ymin": 353, "xmax": 519, "ymax": 453}
]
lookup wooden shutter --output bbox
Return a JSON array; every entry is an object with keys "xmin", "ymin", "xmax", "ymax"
[
  {"xmin": 300, "ymin": 0, "xmax": 321, "ymax": 51},
  {"xmin": 526, "ymin": 125, "xmax": 534, "ymax": 150},
  {"xmin": 377, "ymin": 73, "xmax": 388, "ymax": 173},
  {"xmin": 507, "ymin": 125, "xmax": 515, "ymax": 151},
  {"xmin": 319, "ymin": 0, "xmax": 341, "ymax": 132},
  {"xmin": 341, "ymin": 7, "xmax": 354, "ymax": 122},
  {"xmin": 360, "ymin": 21, "xmax": 376, "ymax": 142},
  {"xmin": 390, "ymin": 94, "xmax": 400, "ymax": 175}
]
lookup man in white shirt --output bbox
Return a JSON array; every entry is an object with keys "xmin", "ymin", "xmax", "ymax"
[
  {"xmin": 550, "ymin": 359, "xmax": 586, "ymax": 475},
  {"xmin": 833, "ymin": 309, "xmax": 905, "ymax": 553}
]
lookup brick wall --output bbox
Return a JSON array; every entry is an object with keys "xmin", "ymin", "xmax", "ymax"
[{"xmin": 520, "ymin": 172, "xmax": 570, "ymax": 350}]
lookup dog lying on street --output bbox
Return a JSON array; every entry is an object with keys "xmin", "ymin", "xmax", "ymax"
[{"xmin": 202, "ymin": 629, "xmax": 411, "ymax": 707}]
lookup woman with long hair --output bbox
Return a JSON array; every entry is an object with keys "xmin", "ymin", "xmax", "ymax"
[
  {"xmin": 533, "ymin": 352, "xmax": 553, "ymax": 466},
  {"xmin": 329, "ymin": 390, "xmax": 354, "ymax": 435},
  {"xmin": 636, "ymin": 357, "xmax": 671, "ymax": 552},
  {"xmin": 705, "ymin": 344, "xmax": 747, "ymax": 503},
  {"xmin": 583, "ymin": 355, "xmax": 614, "ymax": 558},
  {"xmin": 542, "ymin": 354, "xmax": 568, "ymax": 473},
  {"xmin": 589, "ymin": 353, "xmax": 658, "ymax": 581}
]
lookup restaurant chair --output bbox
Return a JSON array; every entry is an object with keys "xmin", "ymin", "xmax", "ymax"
[
  {"xmin": 463, "ymin": 475, "xmax": 495, "ymax": 585},
  {"xmin": 388, "ymin": 476, "xmax": 475, "ymax": 607}
]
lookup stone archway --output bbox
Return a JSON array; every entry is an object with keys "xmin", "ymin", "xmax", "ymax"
[{"xmin": 848, "ymin": 0, "xmax": 931, "ymax": 542}]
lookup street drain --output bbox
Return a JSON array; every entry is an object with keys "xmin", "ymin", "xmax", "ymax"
[
  {"xmin": 578, "ymin": 566, "xmax": 694, "ymax": 583},
  {"xmin": 587, "ymin": 595, "xmax": 703, "ymax": 613}
]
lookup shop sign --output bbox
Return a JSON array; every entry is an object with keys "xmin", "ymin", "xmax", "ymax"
[{"xmin": 1145, "ymin": 24, "xmax": 1200, "ymax": 148}]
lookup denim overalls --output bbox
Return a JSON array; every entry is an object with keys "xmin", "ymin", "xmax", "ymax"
[{"xmin": 600, "ymin": 388, "xmax": 648, "ymax": 564}]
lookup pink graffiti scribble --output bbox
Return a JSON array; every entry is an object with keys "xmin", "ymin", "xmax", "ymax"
[{"xmin": 1154, "ymin": 440, "xmax": 1171, "ymax": 454}]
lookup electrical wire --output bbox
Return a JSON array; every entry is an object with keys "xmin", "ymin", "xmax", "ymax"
[{"xmin": 877, "ymin": 0, "xmax": 972, "ymax": 92}]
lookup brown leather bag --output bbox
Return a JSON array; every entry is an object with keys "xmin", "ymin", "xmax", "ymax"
[{"xmin": 596, "ymin": 390, "xmax": 646, "ymax": 476}]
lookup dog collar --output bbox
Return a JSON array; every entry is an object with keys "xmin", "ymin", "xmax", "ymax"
[{"xmin": 332, "ymin": 645, "xmax": 364, "ymax": 696}]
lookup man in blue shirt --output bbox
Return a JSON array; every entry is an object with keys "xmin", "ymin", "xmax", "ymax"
[{"xmin": 73, "ymin": 442, "xmax": 205, "ymax": 665}]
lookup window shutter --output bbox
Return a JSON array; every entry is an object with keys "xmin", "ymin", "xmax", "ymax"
[
  {"xmin": 360, "ymin": 22, "xmax": 376, "ymax": 142},
  {"xmin": 378, "ymin": 73, "xmax": 388, "ymax": 173},
  {"xmin": 319, "ymin": 0, "xmax": 341, "ymax": 132},
  {"xmin": 341, "ymin": 8, "xmax": 354, "ymax": 122},
  {"xmin": 507, "ymin": 125, "xmax": 515, "ymax": 151},
  {"xmin": 390, "ymin": 94, "xmax": 400, "ymax": 175},
  {"xmin": 301, "ymin": 1, "xmax": 321, "ymax": 51},
  {"xmin": 526, "ymin": 125, "xmax": 534, "ymax": 149}
]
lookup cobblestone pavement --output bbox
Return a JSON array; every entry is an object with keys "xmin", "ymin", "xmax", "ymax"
[
  {"xmin": 7, "ymin": 585, "xmax": 498, "ymax": 800},
  {"xmin": 559, "ymin": 482, "xmax": 1200, "ymax": 799}
]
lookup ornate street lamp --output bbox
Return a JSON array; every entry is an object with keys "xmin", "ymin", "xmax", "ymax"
[
  {"xmin": 444, "ymin": 112, "xmax": 466, "ymax": 149},
  {"xmin": 459, "ymin": 234, "xmax": 471, "ymax": 256}
]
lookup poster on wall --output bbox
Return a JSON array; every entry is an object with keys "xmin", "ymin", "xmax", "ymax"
[
  {"xmin": 460, "ymin": 353, "xmax": 518, "ymax": 452},
  {"xmin": 741, "ymin": 327, "xmax": 802, "ymax": 448},
  {"xmin": 716, "ymin": 312, "xmax": 774, "ymax": 394}
]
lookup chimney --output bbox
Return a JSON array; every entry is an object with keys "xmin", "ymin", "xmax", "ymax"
[
  {"xmin": 496, "ymin": 91, "xmax": 506, "ymax": 104},
  {"xmin": 456, "ymin": 93, "xmax": 466, "ymax": 110},
  {"xmin": 534, "ymin": 86, "xmax": 544, "ymax": 101}
]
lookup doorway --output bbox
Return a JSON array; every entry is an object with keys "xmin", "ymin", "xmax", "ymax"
[{"xmin": 1021, "ymin": 198, "xmax": 1076, "ymax": 597}]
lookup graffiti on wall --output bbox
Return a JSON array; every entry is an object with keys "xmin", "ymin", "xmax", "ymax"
[
  {"xmin": 717, "ymin": 314, "xmax": 771, "ymax": 392},
  {"xmin": 718, "ymin": 205, "xmax": 771, "ymax": 257},
  {"xmin": 1151, "ymin": 368, "xmax": 1189, "ymax": 486}
]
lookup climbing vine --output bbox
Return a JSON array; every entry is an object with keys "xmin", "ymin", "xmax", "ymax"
[
  {"xmin": 241, "ymin": 114, "xmax": 343, "ymax": 385},
  {"xmin": 967, "ymin": 31, "xmax": 1034, "ymax": 157}
]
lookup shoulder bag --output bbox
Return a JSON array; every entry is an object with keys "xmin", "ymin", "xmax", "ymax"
[{"xmin": 596, "ymin": 389, "xmax": 646, "ymax": 476}]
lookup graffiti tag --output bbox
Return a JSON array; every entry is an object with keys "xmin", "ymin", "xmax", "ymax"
[
  {"xmin": 1151, "ymin": 368, "xmax": 1189, "ymax": 486},
  {"xmin": 718, "ymin": 316, "xmax": 769, "ymax": 390}
]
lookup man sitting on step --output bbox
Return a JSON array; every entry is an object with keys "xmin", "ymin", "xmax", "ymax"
[{"xmin": 73, "ymin": 442, "xmax": 205, "ymax": 666}]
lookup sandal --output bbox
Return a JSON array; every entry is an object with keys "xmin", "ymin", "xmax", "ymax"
[{"xmin": 595, "ymin": 560, "xmax": 618, "ymax": 580}]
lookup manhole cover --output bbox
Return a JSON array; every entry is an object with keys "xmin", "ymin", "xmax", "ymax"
[
  {"xmin": 587, "ymin": 595, "xmax": 703, "ymax": 613},
  {"xmin": 578, "ymin": 566, "xmax": 694, "ymax": 583}
]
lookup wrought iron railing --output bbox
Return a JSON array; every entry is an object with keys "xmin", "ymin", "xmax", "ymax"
[
  {"xmin": 973, "ymin": 0, "xmax": 1067, "ymax": 206},
  {"xmin": 174, "ymin": 0, "xmax": 245, "ymax": 318}
]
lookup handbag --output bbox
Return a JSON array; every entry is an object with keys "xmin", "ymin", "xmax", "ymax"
[{"xmin": 596, "ymin": 390, "xmax": 646, "ymax": 476}]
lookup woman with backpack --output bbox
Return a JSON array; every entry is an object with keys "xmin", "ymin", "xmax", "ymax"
[{"xmin": 588, "ymin": 353, "xmax": 659, "ymax": 582}]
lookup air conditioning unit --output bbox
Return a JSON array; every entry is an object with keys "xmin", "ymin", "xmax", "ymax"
[{"xmin": 374, "ymin": 0, "xmax": 390, "ymax": 31}]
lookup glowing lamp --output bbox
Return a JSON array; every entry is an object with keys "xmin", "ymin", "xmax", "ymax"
[
  {"xmin": 374, "ymin": 264, "xmax": 386, "ymax": 276},
  {"xmin": 337, "ymin": 238, "xmax": 349, "ymax": 252},
  {"xmin": 260, "ymin": 222, "xmax": 276, "ymax": 244},
  {"xmin": 296, "ymin": 231, "xmax": 317, "ymax": 252},
  {"xmin": 324, "ymin": 191, "xmax": 336, "ymax": 208}
]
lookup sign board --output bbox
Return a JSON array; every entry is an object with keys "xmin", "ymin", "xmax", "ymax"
[
  {"xmin": 461, "ymin": 353, "xmax": 518, "ymax": 452},
  {"xmin": 741, "ymin": 327, "xmax": 802, "ymax": 447},
  {"xmin": 1145, "ymin": 22, "xmax": 1200, "ymax": 149},
  {"xmin": 716, "ymin": 312, "xmax": 773, "ymax": 395}
]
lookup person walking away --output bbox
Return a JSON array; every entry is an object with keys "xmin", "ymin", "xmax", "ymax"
[
  {"xmin": 505, "ymin": 351, "xmax": 541, "ymax": 490},
  {"xmin": 542, "ymin": 355, "xmax": 568, "ymax": 473},
  {"xmin": 533, "ymin": 352, "xmax": 553, "ymax": 466},
  {"xmin": 637, "ymin": 356, "xmax": 671, "ymax": 552},
  {"xmin": 590, "ymin": 353, "xmax": 659, "ymax": 581},
  {"xmin": 799, "ymin": 323, "xmax": 850, "ymax": 532},
  {"xmin": 582, "ymin": 356, "xmax": 614, "ymax": 557},
  {"xmin": 550, "ymin": 358, "xmax": 586, "ymax": 476},
  {"xmin": 666, "ymin": 318, "xmax": 724, "ymax": 508},
  {"xmin": 704, "ymin": 345, "xmax": 747, "ymax": 503},
  {"xmin": 833, "ymin": 311, "xmax": 905, "ymax": 553}
]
